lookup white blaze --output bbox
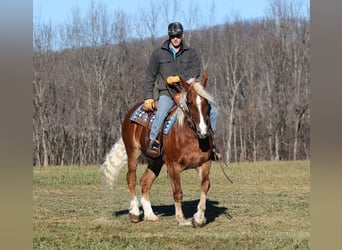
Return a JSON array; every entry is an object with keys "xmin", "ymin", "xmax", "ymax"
[{"xmin": 196, "ymin": 95, "xmax": 207, "ymax": 135}]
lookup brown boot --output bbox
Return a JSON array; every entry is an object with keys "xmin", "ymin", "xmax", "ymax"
[{"xmin": 146, "ymin": 139, "xmax": 161, "ymax": 158}]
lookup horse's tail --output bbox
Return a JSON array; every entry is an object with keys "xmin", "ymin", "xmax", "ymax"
[{"xmin": 101, "ymin": 137, "xmax": 127, "ymax": 193}]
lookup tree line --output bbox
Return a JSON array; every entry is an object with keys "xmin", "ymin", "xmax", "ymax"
[{"xmin": 33, "ymin": 0, "xmax": 310, "ymax": 166}]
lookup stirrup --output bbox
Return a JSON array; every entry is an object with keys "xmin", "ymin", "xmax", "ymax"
[{"xmin": 146, "ymin": 139, "xmax": 161, "ymax": 158}]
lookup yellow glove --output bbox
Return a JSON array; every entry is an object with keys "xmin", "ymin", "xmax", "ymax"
[
  {"xmin": 143, "ymin": 99, "xmax": 154, "ymax": 111},
  {"xmin": 166, "ymin": 75, "xmax": 180, "ymax": 84}
]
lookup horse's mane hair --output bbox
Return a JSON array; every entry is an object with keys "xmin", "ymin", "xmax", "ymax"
[{"xmin": 176, "ymin": 78, "xmax": 215, "ymax": 127}]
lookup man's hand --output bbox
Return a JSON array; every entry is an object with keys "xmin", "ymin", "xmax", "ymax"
[
  {"xmin": 143, "ymin": 99, "xmax": 154, "ymax": 111},
  {"xmin": 166, "ymin": 75, "xmax": 180, "ymax": 84}
]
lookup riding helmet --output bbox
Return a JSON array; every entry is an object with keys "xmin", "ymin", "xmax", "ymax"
[{"xmin": 168, "ymin": 22, "xmax": 183, "ymax": 36}]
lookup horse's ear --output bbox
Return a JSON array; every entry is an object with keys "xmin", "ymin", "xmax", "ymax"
[{"xmin": 201, "ymin": 72, "xmax": 208, "ymax": 87}]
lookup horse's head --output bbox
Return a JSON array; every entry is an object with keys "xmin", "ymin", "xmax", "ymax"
[{"xmin": 178, "ymin": 72, "xmax": 214, "ymax": 139}]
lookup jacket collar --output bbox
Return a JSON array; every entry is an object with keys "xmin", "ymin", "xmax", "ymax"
[{"xmin": 161, "ymin": 39, "xmax": 189, "ymax": 52}]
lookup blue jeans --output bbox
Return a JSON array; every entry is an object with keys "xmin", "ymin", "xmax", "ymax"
[
  {"xmin": 209, "ymin": 104, "xmax": 218, "ymax": 133},
  {"xmin": 150, "ymin": 95, "xmax": 174, "ymax": 141},
  {"xmin": 149, "ymin": 95, "xmax": 219, "ymax": 141}
]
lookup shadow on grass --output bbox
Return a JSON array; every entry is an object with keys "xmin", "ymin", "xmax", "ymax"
[{"xmin": 113, "ymin": 199, "xmax": 232, "ymax": 225}]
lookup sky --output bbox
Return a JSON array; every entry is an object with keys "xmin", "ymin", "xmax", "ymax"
[
  {"xmin": 34, "ymin": 0, "xmax": 275, "ymax": 26},
  {"xmin": 33, "ymin": 0, "xmax": 309, "ymax": 39}
]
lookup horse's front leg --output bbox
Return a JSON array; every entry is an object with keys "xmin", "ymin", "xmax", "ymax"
[
  {"xmin": 168, "ymin": 164, "xmax": 192, "ymax": 226},
  {"xmin": 192, "ymin": 161, "xmax": 211, "ymax": 227}
]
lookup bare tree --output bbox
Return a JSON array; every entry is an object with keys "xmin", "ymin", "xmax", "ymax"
[
  {"xmin": 33, "ymin": 0, "xmax": 310, "ymax": 165},
  {"xmin": 217, "ymin": 22, "xmax": 245, "ymax": 163}
]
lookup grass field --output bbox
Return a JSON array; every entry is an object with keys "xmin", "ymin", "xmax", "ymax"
[{"xmin": 33, "ymin": 161, "xmax": 310, "ymax": 249}]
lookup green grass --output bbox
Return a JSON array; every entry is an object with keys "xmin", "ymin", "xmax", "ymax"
[{"xmin": 33, "ymin": 161, "xmax": 310, "ymax": 249}]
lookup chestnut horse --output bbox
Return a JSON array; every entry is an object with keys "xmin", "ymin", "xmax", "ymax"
[{"xmin": 101, "ymin": 73, "xmax": 215, "ymax": 227}]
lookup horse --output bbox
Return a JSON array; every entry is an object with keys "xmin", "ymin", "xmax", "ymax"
[{"xmin": 101, "ymin": 73, "xmax": 215, "ymax": 227}]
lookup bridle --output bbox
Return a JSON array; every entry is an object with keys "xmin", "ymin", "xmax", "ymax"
[
  {"xmin": 175, "ymin": 82, "xmax": 210, "ymax": 138},
  {"xmin": 161, "ymin": 75, "xmax": 210, "ymax": 139}
]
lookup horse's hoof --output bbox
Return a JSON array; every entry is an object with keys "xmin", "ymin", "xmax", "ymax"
[
  {"xmin": 129, "ymin": 213, "xmax": 140, "ymax": 223},
  {"xmin": 144, "ymin": 214, "xmax": 159, "ymax": 222},
  {"xmin": 178, "ymin": 219, "xmax": 192, "ymax": 226},
  {"xmin": 192, "ymin": 217, "xmax": 206, "ymax": 228}
]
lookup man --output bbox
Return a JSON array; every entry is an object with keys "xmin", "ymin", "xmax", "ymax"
[{"xmin": 143, "ymin": 22, "xmax": 220, "ymax": 159}]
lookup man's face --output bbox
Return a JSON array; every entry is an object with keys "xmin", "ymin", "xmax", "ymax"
[{"xmin": 169, "ymin": 33, "xmax": 183, "ymax": 48}]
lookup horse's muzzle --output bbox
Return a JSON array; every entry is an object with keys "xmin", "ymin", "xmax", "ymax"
[{"xmin": 196, "ymin": 127, "xmax": 208, "ymax": 139}]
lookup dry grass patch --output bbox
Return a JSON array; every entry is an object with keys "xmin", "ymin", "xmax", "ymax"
[{"xmin": 33, "ymin": 161, "xmax": 309, "ymax": 249}]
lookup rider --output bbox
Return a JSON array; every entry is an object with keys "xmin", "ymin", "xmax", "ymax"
[{"xmin": 143, "ymin": 22, "xmax": 220, "ymax": 159}]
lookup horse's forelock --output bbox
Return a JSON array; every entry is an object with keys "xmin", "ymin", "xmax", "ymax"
[
  {"xmin": 186, "ymin": 78, "xmax": 196, "ymax": 84},
  {"xmin": 191, "ymin": 81, "xmax": 215, "ymax": 104},
  {"xmin": 185, "ymin": 78, "xmax": 214, "ymax": 103}
]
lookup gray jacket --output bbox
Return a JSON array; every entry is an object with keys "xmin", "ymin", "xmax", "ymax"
[{"xmin": 144, "ymin": 39, "xmax": 201, "ymax": 100}]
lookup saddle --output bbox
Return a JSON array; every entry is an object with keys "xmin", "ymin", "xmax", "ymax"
[
  {"xmin": 130, "ymin": 95, "xmax": 181, "ymax": 157},
  {"xmin": 130, "ymin": 103, "xmax": 178, "ymax": 135}
]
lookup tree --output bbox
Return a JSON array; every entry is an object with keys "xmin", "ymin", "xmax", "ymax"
[{"xmin": 32, "ymin": 0, "xmax": 310, "ymax": 165}]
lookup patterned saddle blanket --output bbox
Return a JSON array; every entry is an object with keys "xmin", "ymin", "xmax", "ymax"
[{"xmin": 130, "ymin": 104, "xmax": 178, "ymax": 134}]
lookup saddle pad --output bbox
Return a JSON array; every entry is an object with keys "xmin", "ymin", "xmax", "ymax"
[{"xmin": 130, "ymin": 104, "xmax": 178, "ymax": 134}]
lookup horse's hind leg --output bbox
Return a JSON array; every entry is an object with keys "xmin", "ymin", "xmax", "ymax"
[
  {"xmin": 140, "ymin": 157, "xmax": 163, "ymax": 221},
  {"xmin": 192, "ymin": 161, "xmax": 211, "ymax": 227},
  {"xmin": 126, "ymin": 148, "xmax": 141, "ymax": 223}
]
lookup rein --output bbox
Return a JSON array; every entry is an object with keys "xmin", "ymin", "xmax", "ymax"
[{"xmin": 219, "ymin": 159, "xmax": 234, "ymax": 184}]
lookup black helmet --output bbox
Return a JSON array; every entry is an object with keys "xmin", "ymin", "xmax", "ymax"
[{"xmin": 168, "ymin": 22, "xmax": 183, "ymax": 36}]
